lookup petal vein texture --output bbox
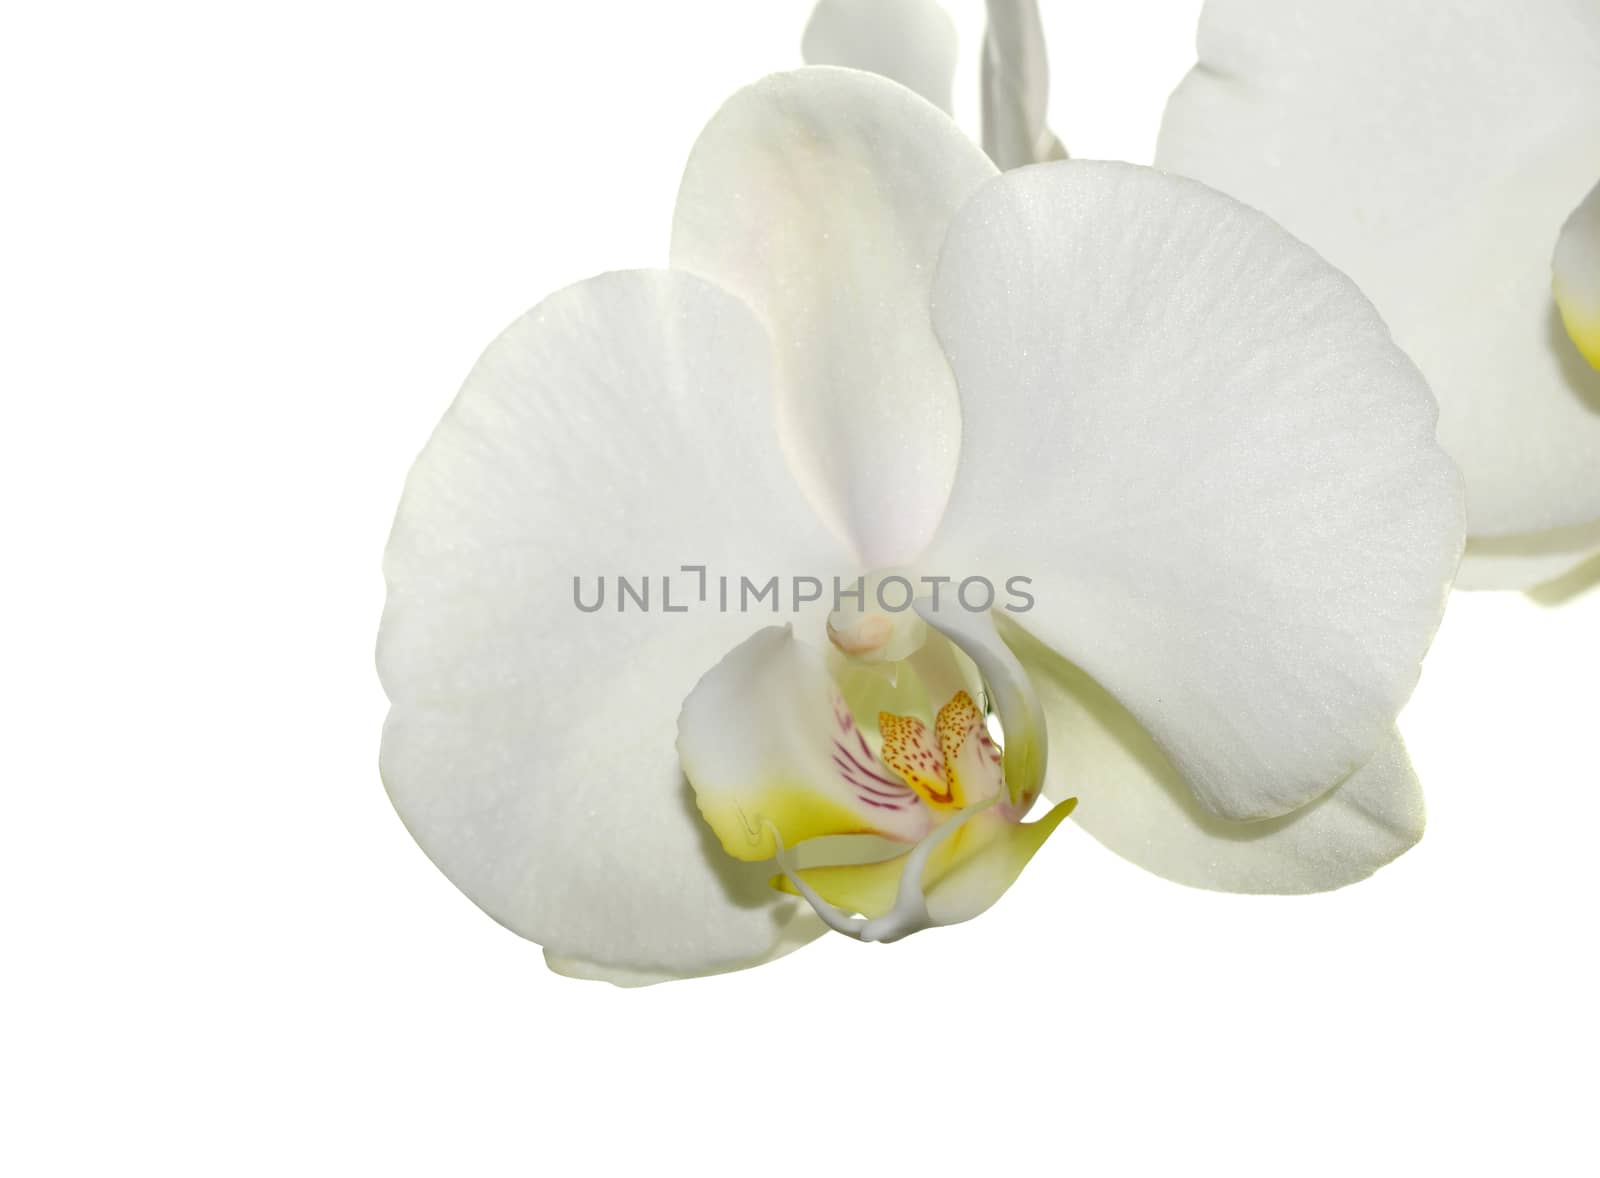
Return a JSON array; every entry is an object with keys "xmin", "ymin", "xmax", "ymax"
[
  {"xmin": 925, "ymin": 162, "xmax": 1463, "ymax": 821},
  {"xmin": 379, "ymin": 270, "xmax": 846, "ymax": 973},
  {"xmin": 672, "ymin": 68, "xmax": 997, "ymax": 567}
]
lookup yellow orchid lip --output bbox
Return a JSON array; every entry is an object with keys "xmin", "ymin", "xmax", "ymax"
[
  {"xmin": 678, "ymin": 605, "xmax": 1072, "ymax": 948},
  {"xmin": 695, "ymin": 682, "xmax": 1011, "ymax": 861},
  {"xmin": 767, "ymin": 792, "xmax": 1078, "ymax": 944},
  {"xmin": 783, "ymin": 681, "xmax": 1071, "ymax": 944}
]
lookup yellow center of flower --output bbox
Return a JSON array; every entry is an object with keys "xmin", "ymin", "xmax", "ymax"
[
  {"xmin": 677, "ymin": 613, "xmax": 1072, "ymax": 945},
  {"xmin": 877, "ymin": 690, "xmax": 1003, "ymax": 811}
]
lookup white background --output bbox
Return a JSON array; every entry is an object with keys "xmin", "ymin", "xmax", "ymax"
[{"xmin": 5, "ymin": 1, "xmax": 1597, "ymax": 1173}]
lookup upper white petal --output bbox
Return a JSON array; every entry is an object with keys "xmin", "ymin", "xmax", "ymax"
[
  {"xmin": 802, "ymin": 0, "xmax": 959, "ymax": 114},
  {"xmin": 671, "ymin": 67, "xmax": 997, "ymax": 568},
  {"xmin": 924, "ymin": 162, "xmax": 1463, "ymax": 821},
  {"xmin": 1157, "ymin": 0, "xmax": 1600, "ymax": 545},
  {"xmin": 379, "ymin": 270, "xmax": 846, "ymax": 973},
  {"xmin": 1005, "ymin": 619, "xmax": 1424, "ymax": 894}
]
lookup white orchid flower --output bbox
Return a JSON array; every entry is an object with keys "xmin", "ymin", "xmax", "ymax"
[
  {"xmin": 803, "ymin": 0, "xmax": 1066, "ymax": 168},
  {"xmin": 379, "ymin": 67, "xmax": 1464, "ymax": 985},
  {"xmin": 1156, "ymin": 0, "xmax": 1600, "ymax": 590}
]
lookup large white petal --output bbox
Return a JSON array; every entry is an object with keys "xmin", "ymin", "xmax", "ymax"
[
  {"xmin": 1157, "ymin": 0, "xmax": 1600, "ymax": 546},
  {"xmin": 379, "ymin": 270, "xmax": 848, "ymax": 973},
  {"xmin": 981, "ymin": 0, "xmax": 1067, "ymax": 169},
  {"xmin": 801, "ymin": 0, "xmax": 959, "ymax": 114},
  {"xmin": 925, "ymin": 162, "xmax": 1463, "ymax": 821},
  {"xmin": 543, "ymin": 910, "xmax": 827, "ymax": 989},
  {"xmin": 1003, "ymin": 619, "xmax": 1423, "ymax": 894},
  {"xmin": 671, "ymin": 68, "xmax": 997, "ymax": 568}
]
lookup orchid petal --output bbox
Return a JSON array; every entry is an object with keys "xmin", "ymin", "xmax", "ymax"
[
  {"xmin": 671, "ymin": 68, "xmax": 997, "ymax": 568},
  {"xmin": 1157, "ymin": 0, "xmax": 1600, "ymax": 555},
  {"xmin": 981, "ymin": 0, "xmax": 1067, "ymax": 169},
  {"xmin": 925, "ymin": 162, "xmax": 1463, "ymax": 821},
  {"xmin": 679, "ymin": 626, "xmax": 937, "ymax": 862},
  {"xmin": 543, "ymin": 910, "xmax": 827, "ymax": 989},
  {"xmin": 1554, "ymin": 179, "xmax": 1600, "ymax": 370},
  {"xmin": 801, "ymin": 0, "xmax": 958, "ymax": 114},
  {"xmin": 379, "ymin": 271, "xmax": 847, "ymax": 974},
  {"xmin": 1004, "ymin": 619, "xmax": 1423, "ymax": 894}
]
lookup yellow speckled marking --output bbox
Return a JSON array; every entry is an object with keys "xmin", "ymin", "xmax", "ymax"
[
  {"xmin": 878, "ymin": 710, "xmax": 955, "ymax": 808},
  {"xmin": 935, "ymin": 690, "xmax": 991, "ymax": 804}
]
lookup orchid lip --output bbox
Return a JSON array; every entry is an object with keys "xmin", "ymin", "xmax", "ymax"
[
  {"xmin": 678, "ymin": 606, "xmax": 1073, "ymax": 947},
  {"xmin": 768, "ymin": 794, "xmax": 1002, "ymax": 944}
]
